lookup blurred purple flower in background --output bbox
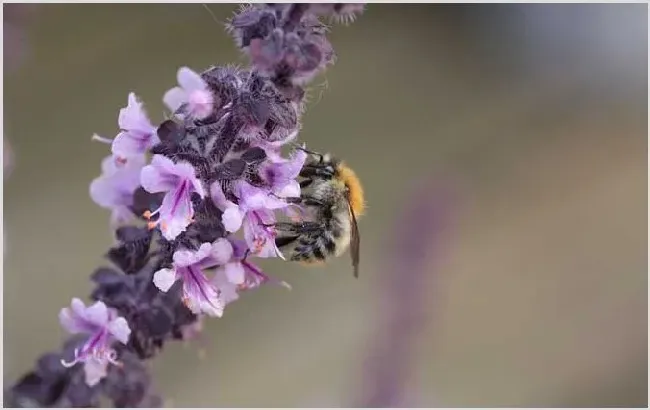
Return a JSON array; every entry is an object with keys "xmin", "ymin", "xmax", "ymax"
[
  {"xmin": 3, "ymin": 4, "xmax": 35, "ymax": 255},
  {"xmin": 355, "ymin": 181, "xmax": 457, "ymax": 407}
]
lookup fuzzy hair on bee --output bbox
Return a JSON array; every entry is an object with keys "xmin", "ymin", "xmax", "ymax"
[{"xmin": 274, "ymin": 146, "xmax": 366, "ymax": 277}]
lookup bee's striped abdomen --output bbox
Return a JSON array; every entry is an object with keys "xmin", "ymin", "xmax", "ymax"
[{"xmin": 289, "ymin": 215, "xmax": 349, "ymax": 263}]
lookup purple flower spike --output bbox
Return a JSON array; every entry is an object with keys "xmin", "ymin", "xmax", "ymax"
[
  {"xmin": 93, "ymin": 93, "xmax": 158, "ymax": 161},
  {"xmin": 152, "ymin": 243, "xmax": 224, "ymax": 317},
  {"xmin": 140, "ymin": 155, "xmax": 205, "ymax": 240},
  {"xmin": 261, "ymin": 146, "xmax": 307, "ymax": 197},
  {"xmin": 163, "ymin": 67, "xmax": 215, "ymax": 120},
  {"xmin": 7, "ymin": 4, "xmax": 364, "ymax": 407},
  {"xmin": 59, "ymin": 298, "xmax": 131, "ymax": 387},
  {"xmin": 89, "ymin": 154, "xmax": 145, "ymax": 226}
]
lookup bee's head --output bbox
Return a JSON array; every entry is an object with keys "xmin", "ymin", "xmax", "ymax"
[{"xmin": 305, "ymin": 152, "xmax": 340, "ymax": 179}]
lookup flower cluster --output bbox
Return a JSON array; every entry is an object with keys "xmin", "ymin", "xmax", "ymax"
[{"xmin": 5, "ymin": 4, "xmax": 364, "ymax": 407}]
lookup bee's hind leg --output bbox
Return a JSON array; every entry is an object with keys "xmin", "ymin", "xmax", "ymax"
[{"xmin": 269, "ymin": 193, "xmax": 303, "ymax": 205}]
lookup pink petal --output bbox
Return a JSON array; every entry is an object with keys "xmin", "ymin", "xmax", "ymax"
[
  {"xmin": 172, "ymin": 162, "xmax": 204, "ymax": 197},
  {"xmin": 222, "ymin": 206, "xmax": 244, "ymax": 233},
  {"xmin": 83, "ymin": 359, "xmax": 108, "ymax": 387},
  {"xmin": 172, "ymin": 248, "xmax": 199, "ymax": 268},
  {"xmin": 211, "ymin": 238, "xmax": 234, "ymax": 265},
  {"xmin": 140, "ymin": 156, "xmax": 177, "ymax": 193},
  {"xmin": 153, "ymin": 268, "xmax": 177, "ymax": 292},
  {"xmin": 89, "ymin": 177, "xmax": 119, "ymax": 209},
  {"xmin": 177, "ymin": 67, "xmax": 207, "ymax": 93},
  {"xmin": 163, "ymin": 87, "xmax": 187, "ymax": 113},
  {"xmin": 210, "ymin": 181, "xmax": 235, "ymax": 210},
  {"xmin": 160, "ymin": 215, "xmax": 191, "ymax": 241},
  {"xmin": 213, "ymin": 268, "xmax": 240, "ymax": 305},
  {"xmin": 275, "ymin": 180, "xmax": 301, "ymax": 198},
  {"xmin": 70, "ymin": 298, "xmax": 87, "ymax": 318},
  {"xmin": 187, "ymin": 90, "xmax": 214, "ymax": 120},
  {"xmin": 111, "ymin": 131, "xmax": 152, "ymax": 159},
  {"xmin": 84, "ymin": 301, "xmax": 110, "ymax": 327},
  {"xmin": 225, "ymin": 262, "xmax": 246, "ymax": 285},
  {"xmin": 107, "ymin": 317, "xmax": 131, "ymax": 344},
  {"xmin": 193, "ymin": 242, "xmax": 216, "ymax": 264},
  {"xmin": 119, "ymin": 93, "xmax": 153, "ymax": 134},
  {"xmin": 99, "ymin": 155, "xmax": 119, "ymax": 175},
  {"xmin": 158, "ymin": 183, "xmax": 194, "ymax": 240},
  {"xmin": 182, "ymin": 280, "xmax": 223, "ymax": 317},
  {"xmin": 59, "ymin": 308, "xmax": 85, "ymax": 334}
]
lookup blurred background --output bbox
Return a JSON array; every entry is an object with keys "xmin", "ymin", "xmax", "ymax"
[{"xmin": 3, "ymin": 4, "xmax": 648, "ymax": 407}]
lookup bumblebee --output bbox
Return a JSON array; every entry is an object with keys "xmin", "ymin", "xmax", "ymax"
[{"xmin": 274, "ymin": 147, "xmax": 366, "ymax": 277}]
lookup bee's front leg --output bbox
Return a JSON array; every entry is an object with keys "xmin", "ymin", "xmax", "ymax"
[
  {"xmin": 269, "ymin": 192, "xmax": 303, "ymax": 205},
  {"xmin": 300, "ymin": 166, "xmax": 334, "ymax": 179},
  {"xmin": 301, "ymin": 196, "xmax": 328, "ymax": 208},
  {"xmin": 300, "ymin": 179, "xmax": 314, "ymax": 189},
  {"xmin": 269, "ymin": 221, "xmax": 323, "ymax": 235}
]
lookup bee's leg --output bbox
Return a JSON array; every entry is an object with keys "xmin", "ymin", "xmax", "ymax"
[
  {"xmin": 300, "ymin": 179, "xmax": 314, "ymax": 189},
  {"xmin": 268, "ymin": 192, "xmax": 303, "ymax": 204},
  {"xmin": 268, "ymin": 222, "xmax": 299, "ymax": 231},
  {"xmin": 284, "ymin": 196, "xmax": 303, "ymax": 205},
  {"xmin": 275, "ymin": 235, "xmax": 300, "ymax": 248},
  {"xmin": 271, "ymin": 221, "xmax": 323, "ymax": 235},
  {"xmin": 301, "ymin": 196, "xmax": 328, "ymax": 208},
  {"xmin": 299, "ymin": 166, "xmax": 334, "ymax": 179}
]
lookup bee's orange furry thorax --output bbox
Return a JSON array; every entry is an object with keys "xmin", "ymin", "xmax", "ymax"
[{"xmin": 337, "ymin": 163, "xmax": 366, "ymax": 217}]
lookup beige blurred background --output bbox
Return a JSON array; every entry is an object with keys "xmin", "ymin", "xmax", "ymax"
[{"xmin": 3, "ymin": 4, "xmax": 648, "ymax": 407}]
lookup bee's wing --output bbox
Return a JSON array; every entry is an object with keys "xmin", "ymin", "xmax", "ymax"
[{"xmin": 348, "ymin": 202, "xmax": 361, "ymax": 278}]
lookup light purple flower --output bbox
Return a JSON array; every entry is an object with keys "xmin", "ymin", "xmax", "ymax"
[
  {"xmin": 260, "ymin": 146, "xmax": 307, "ymax": 198},
  {"xmin": 92, "ymin": 93, "xmax": 158, "ymax": 160},
  {"xmin": 152, "ymin": 242, "xmax": 224, "ymax": 317},
  {"xmin": 209, "ymin": 238, "xmax": 290, "ymax": 310},
  {"xmin": 212, "ymin": 238, "xmax": 290, "ymax": 306},
  {"xmin": 211, "ymin": 181, "xmax": 287, "ymax": 258},
  {"xmin": 163, "ymin": 67, "xmax": 215, "ymax": 120},
  {"xmin": 89, "ymin": 154, "xmax": 146, "ymax": 226},
  {"xmin": 140, "ymin": 154, "xmax": 205, "ymax": 240},
  {"xmin": 59, "ymin": 298, "xmax": 131, "ymax": 387}
]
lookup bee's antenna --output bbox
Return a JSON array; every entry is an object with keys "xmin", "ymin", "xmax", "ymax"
[{"xmin": 290, "ymin": 143, "xmax": 323, "ymax": 161}]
